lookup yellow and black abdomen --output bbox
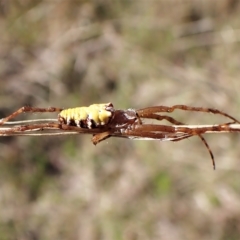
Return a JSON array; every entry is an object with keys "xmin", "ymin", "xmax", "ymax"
[{"xmin": 58, "ymin": 103, "xmax": 114, "ymax": 129}]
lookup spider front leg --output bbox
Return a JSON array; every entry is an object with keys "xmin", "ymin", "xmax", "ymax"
[
  {"xmin": 137, "ymin": 112, "xmax": 183, "ymax": 125},
  {"xmin": 137, "ymin": 105, "xmax": 240, "ymax": 123},
  {"xmin": 0, "ymin": 106, "xmax": 63, "ymax": 126}
]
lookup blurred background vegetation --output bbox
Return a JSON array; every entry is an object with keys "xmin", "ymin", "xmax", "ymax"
[{"xmin": 0, "ymin": 0, "xmax": 240, "ymax": 239}]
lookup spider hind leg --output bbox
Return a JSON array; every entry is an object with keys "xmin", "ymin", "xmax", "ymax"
[{"xmin": 0, "ymin": 106, "xmax": 63, "ymax": 126}]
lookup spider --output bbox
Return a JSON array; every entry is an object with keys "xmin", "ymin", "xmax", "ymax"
[{"xmin": 0, "ymin": 103, "xmax": 239, "ymax": 169}]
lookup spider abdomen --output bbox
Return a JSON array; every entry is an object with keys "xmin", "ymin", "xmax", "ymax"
[{"xmin": 58, "ymin": 103, "xmax": 114, "ymax": 129}]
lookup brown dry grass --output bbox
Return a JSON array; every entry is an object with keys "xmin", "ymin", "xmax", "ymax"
[{"xmin": 1, "ymin": 0, "xmax": 240, "ymax": 239}]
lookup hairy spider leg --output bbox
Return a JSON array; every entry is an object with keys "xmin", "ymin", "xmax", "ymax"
[{"xmin": 0, "ymin": 106, "xmax": 63, "ymax": 126}]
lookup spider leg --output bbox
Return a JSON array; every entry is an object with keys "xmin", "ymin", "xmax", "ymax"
[
  {"xmin": 112, "ymin": 126, "xmax": 191, "ymax": 141},
  {"xmin": 137, "ymin": 112, "xmax": 183, "ymax": 125},
  {"xmin": 0, "ymin": 106, "xmax": 63, "ymax": 126},
  {"xmin": 137, "ymin": 110, "xmax": 217, "ymax": 169},
  {"xmin": 137, "ymin": 105, "xmax": 240, "ymax": 123},
  {"xmin": 197, "ymin": 134, "xmax": 215, "ymax": 170},
  {"xmin": 136, "ymin": 124, "xmax": 216, "ymax": 169},
  {"xmin": 171, "ymin": 132, "xmax": 215, "ymax": 170},
  {"xmin": 91, "ymin": 131, "xmax": 112, "ymax": 145},
  {"xmin": 0, "ymin": 122, "xmax": 113, "ymax": 137},
  {"xmin": 91, "ymin": 124, "xmax": 186, "ymax": 144},
  {"xmin": 0, "ymin": 122, "xmax": 61, "ymax": 135}
]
